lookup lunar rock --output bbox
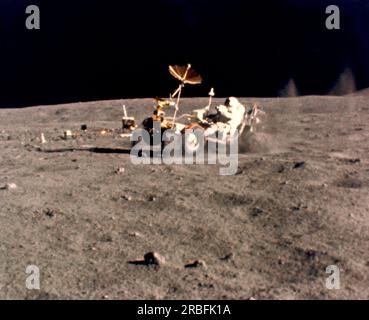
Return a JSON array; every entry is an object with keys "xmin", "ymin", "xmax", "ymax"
[
  {"xmin": 0, "ymin": 183, "xmax": 17, "ymax": 190},
  {"xmin": 185, "ymin": 260, "xmax": 207, "ymax": 269},
  {"xmin": 144, "ymin": 252, "xmax": 166, "ymax": 266}
]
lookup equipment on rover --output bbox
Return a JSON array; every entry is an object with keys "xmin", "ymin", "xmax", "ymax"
[
  {"xmin": 121, "ymin": 104, "xmax": 137, "ymax": 133},
  {"xmin": 120, "ymin": 64, "xmax": 265, "ymax": 153}
]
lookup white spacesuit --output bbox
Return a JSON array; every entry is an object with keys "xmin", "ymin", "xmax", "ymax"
[{"xmin": 210, "ymin": 97, "xmax": 246, "ymax": 136}]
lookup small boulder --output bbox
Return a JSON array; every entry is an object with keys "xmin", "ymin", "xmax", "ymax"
[
  {"xmin": 0, "ymin": 183, "xmax": 17, "ymax": 190},
  {"xmin": 144, "ymin": 252, "xmax": 166, "ymax": 266},
  {"xmin": 185, "ymin": 260, "xmax": 207, "ymax": 269}
]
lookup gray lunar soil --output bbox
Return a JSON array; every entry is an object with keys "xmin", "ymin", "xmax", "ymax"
[{"xmin": 0, "ymin": 96, "xmax": 369, "ymax": 299}]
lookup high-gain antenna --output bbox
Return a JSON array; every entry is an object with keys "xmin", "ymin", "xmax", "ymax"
[{"xmin": 168, "ymin": 64, "xmax": 202, "ymax": 127}]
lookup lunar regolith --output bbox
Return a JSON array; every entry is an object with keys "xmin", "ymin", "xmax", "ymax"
[{"xmin": 0, "ymin": 96, "xmax": 368, "ymax": 299}]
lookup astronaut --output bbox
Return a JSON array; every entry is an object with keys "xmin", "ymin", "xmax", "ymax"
[{"xmin": 207, "ymin": 97, "xmax": 246, "ymax": 136}]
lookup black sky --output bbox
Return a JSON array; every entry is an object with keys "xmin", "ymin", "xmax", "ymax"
[{"xmin": 0, "ymin": 0, "xmax": 368, "ymax": 107}]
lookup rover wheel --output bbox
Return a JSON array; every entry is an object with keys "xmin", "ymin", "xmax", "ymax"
[{"xmin": 182, "ymin": 128, "xmax": 205, "ymax": 156}]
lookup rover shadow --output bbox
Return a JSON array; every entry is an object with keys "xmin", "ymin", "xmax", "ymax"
[{"xmin": 38, "ymin": 147, "xmax": 131, "ymax": 155}]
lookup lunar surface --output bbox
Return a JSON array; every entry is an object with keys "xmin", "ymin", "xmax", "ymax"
[{"xmin": 0, "ymin": 96, "xmax": 368, "ymax": 299}]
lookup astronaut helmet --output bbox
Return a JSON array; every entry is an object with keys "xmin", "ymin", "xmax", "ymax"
[{"xmin": 225, "ymin": 97, "xmax": 242, "ymax": 110}]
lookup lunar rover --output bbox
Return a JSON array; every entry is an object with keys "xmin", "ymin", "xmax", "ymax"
[{"xmin": 123, "ymin": 64, "xmax": 264, "ymax": 154}]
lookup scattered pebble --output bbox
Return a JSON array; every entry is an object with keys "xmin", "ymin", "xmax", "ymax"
[
  {"xmin": 250, "ymin": 207, "xmax": 263, "ymax": 218},
  {"xmin": 122, "ymin": 195, "xmax": 133, "ymax": 201},
  {"xmin": 116, "ymin": 167, "xmax": 125, "ymax": 174},
  {"xmin": 8, "ymin": 183, "xmax": 17, "ymax": 190},
  {"xmin": 293, "ymin": 161, "xmax": 306, "ymax": 169},
  {"xmin": 41, "ymin": 133, "xmax": 47, "ymax": 144},
  {"xmin": 291, "ymin": 206, "xmax": 300, "ymax": 213},
  {"xmin": 348, "ymin": 158, "xmax": 361, "ymax": 164},
  {"xmin": 129, "ymin": 231, "xmax": 143, "ymax": 238},
  {"xmin": 198, "ymin": 282, "xmax": 214, "ymax": 289},
  {"xmin": 220, "ymin": 253, "xmax": 234, "ymax": 261},
  {"xmin": 64, "ymin": 130, "xmax": 73, "ymax": 140}
]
